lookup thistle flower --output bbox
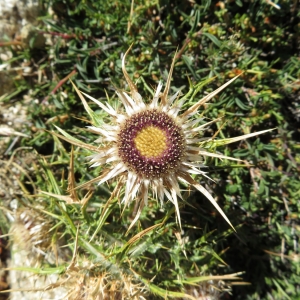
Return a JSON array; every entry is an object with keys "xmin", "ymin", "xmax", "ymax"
[
  {"xmin": 10, "ymin": 208, "xmax": 52, "ymax": 258},
  {"xmin": 55, "ymin": 46, "xmax": 271, "ymax": 231},
  {"xmin": 64, "ymin": 269, "xmax": 147, "ymax": 300}
]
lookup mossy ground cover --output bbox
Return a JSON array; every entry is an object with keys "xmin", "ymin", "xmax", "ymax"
[{"xmin": 0, "ymin": 0, "xmax": 299, "ymax": 299}]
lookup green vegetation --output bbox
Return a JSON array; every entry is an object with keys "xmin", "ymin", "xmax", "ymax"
[{"xmin": 0, "ymin": 0, "xmax": 299, "ymax": 299}]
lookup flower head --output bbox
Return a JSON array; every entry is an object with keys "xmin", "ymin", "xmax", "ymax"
[{"xmin": 55, "ymin": 46, "xmax": 271, "ymax": 231}]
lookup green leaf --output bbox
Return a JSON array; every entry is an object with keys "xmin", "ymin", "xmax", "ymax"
[{"xmin": 202, "ymin": 32, "xmax": 221, "ymax": 47}]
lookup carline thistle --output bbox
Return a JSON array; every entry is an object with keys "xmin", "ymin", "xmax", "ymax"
[{"xmin": 54, "ymin": 46, "xmax": 272, "ymax": 231}]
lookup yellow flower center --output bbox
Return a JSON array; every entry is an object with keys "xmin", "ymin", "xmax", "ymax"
[{"xmin": 134, "ymin": 126, "xmax": 167, "ymax": 158}]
